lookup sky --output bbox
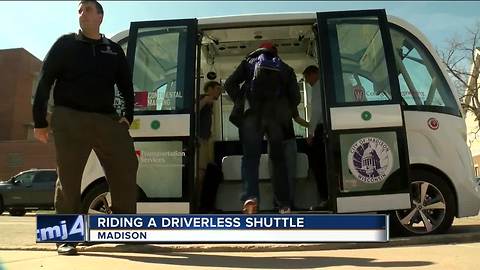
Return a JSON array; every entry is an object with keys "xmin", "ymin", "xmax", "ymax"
[{"xmin": 0, "ymin": 1, "xmax": 479, "ymax": 60}]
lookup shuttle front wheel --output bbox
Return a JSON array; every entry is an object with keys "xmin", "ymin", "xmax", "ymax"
[
  {"xmin": 81, "ymin": 182, "xmax": 113, "ymax": 214},
  {"xmin": 390, "ymin": 169, "xmax": 455, "ymax": 236},
  {"xmin": 81, "ymin": 181, "xmax": 147, "ymax": 214}
]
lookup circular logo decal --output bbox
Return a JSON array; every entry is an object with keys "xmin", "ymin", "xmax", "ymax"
[
  {"xmin": 151, "ymin": 120, "xmax": 160, "ymax": 130},
  {"xmin": 361, "ymin": 111, "xmax": 372, "ymax": 121},
  {"xmin": 348, "ymin": 137, "xmax": 393, "ymax": 184},
  {"xmin": 427, "ymin": 118, "xmax": 439, "ymax": 130}
]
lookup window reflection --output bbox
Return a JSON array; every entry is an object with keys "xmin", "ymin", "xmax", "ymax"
[
  {"xmin": 390, "ymin": 28, "xmax": 457, "ymax": 110},
  {"xmin": 131, "ymin": 27, "xmax": 187, "ymax": 112},
  {"xmin": 327, "ymin": 17, "xmax": 393, "ymax": 103}
]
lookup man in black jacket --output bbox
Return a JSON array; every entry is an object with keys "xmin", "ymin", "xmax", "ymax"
[
  {"xmin": 32, "ymin": 0, "xmax": 138, "ymax": 255},
  {"xmin": 225, "ymin": 42, "xmax": 301, "ymax": 214}
]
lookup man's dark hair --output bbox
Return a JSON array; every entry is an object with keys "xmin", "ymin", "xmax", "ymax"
[
  {"xmin": 80, "ymin": 0, "xmax": 104, "ymax": 15},
  {"xmin": 203, "ymin": 81, "xmax": 221, "ymax": 93},
  {"xmin": 303, "ymin": 65, "xmax": 319, "ymax": 76}
]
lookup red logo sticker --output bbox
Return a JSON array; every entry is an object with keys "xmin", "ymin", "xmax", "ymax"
[
  {"xmin": 353, "ymin": 85, "xmax": 365, "ymax": 102},
  {"xmin": 427, "ymin": 118, "xmax": 439, "ymax": 130},
  {"xmin": 135, "ymin": 150, "xmax": 141, "ymax": 157},
  {"xmin": 134, "ymin": 91, "xmax": 148, "ymax": 108}
]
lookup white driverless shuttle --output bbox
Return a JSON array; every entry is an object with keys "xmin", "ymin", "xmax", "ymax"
[{"xmin": 78, "ymin": 9, "xmax": 480, "ymax": 236}]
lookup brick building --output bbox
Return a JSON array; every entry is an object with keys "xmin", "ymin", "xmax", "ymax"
[{"xmin": 0, "ymin": 48, "xmax": 56, "ymax": 180}]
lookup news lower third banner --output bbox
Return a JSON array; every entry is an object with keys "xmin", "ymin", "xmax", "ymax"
[{"xmin": 37, "ymin": 214, "xmax": 388, "ymax": 243}]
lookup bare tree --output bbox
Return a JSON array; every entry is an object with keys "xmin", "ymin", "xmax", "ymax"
[{"xmin": 439, "ymin": 21, "xmax": 480, "ymax": 132}]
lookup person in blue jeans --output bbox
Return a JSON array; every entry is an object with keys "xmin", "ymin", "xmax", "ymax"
[
  {"xmin": 225, "ymin": 42, "xmax": 301, "ymax": 214},
  {"xmin": 269, "ymin": 106, "xmax": 308, "ymax": 212}
]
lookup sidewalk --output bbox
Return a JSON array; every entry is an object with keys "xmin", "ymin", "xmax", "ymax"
[
  {"xmin": 2, "ymin": 242, "xmax": 479, "ymax": 270},
  {"xmin": 1, "ymin": 213, "xmax": 480, "ymax": 253}
]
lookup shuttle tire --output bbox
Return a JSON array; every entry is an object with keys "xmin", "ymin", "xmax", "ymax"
[
  {"xmin": 81, "ymin": 182, "xmax": 111, "ymax": 214},
  {"xmin": 81, "ymin": 181, "xmax": 146, "ymax": 214},
  {"xmin": 390, "ymin": 169, "xmax": 455, "ymax": 236}
]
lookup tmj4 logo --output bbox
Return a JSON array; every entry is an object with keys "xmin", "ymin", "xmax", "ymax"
[{"xmin": 36, "ymin": 215, "xmax": 84, "ymax": 241}]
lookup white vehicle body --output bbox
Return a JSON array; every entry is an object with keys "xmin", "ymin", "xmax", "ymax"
[{"xmin": 78, "ymin": 10, "xmax": 480, "ymax": 235}]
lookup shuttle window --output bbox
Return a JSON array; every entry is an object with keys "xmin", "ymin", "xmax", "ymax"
[
  {"xmin": 131, "ymin": 26, "xmax": 188, "ymax": 112},
  {"xmin": 343, "ymin": 72, "xmax": 389, "ymax": 102},
  {"xmin": 390, "ymin": 27, "xmax": 459, "ymax": 114},
  {"xmin": 327, "ymin": 17, "xmax": 393, "ymax": 104}
]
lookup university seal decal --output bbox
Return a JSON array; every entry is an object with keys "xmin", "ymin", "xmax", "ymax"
[{"xmin": 347, "ymin": 137, "xmax": 393, "ymax": 183}]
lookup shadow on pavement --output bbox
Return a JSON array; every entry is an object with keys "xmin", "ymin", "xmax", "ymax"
[
  {"xmin": 448, "ymin": 224, "xmax": 480, "ymax": 234},
  {"xmin": 80, "ymin": 252, "xmax": 433, "ymax": 269}
]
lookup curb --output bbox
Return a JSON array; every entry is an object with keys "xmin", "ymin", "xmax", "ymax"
[{"xmin": 1, "ymin": 232, "xmax": 480, "ymax": 253}]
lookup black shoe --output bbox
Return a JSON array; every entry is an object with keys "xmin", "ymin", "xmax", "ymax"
[{"xmin": 57, "ymin": 243, "xmax": 78, "ymax": 256}]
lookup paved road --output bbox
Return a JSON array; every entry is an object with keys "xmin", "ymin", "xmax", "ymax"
[
  {"xmin": 1, "ymin": 213, "xmax": 480, "ymax": 251},
  {"xmin": 1, "ymin": 243, "xmax": 479, "ymax": 270}
]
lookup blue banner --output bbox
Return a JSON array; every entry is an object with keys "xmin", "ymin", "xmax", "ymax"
[
  {"xmin": 36, "ymin": 215, "xmax": 86, "ymax": 243},
  {"xmin": 88, "ymin": 214, "xmax": 386, "ymax": 230},
  {"xmin": 35, "ymin": 214, "xmax": 388, "ymax": 243}
]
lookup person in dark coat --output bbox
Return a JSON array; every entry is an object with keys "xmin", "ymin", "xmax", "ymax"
[{"xmin": 224, "ymin": 42, "xmax": 301, "ymax": 214}]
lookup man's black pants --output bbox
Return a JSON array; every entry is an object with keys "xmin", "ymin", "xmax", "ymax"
[{"xmin": 51, "ymin": 106, "xmax": 138, "ymax": 214}]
